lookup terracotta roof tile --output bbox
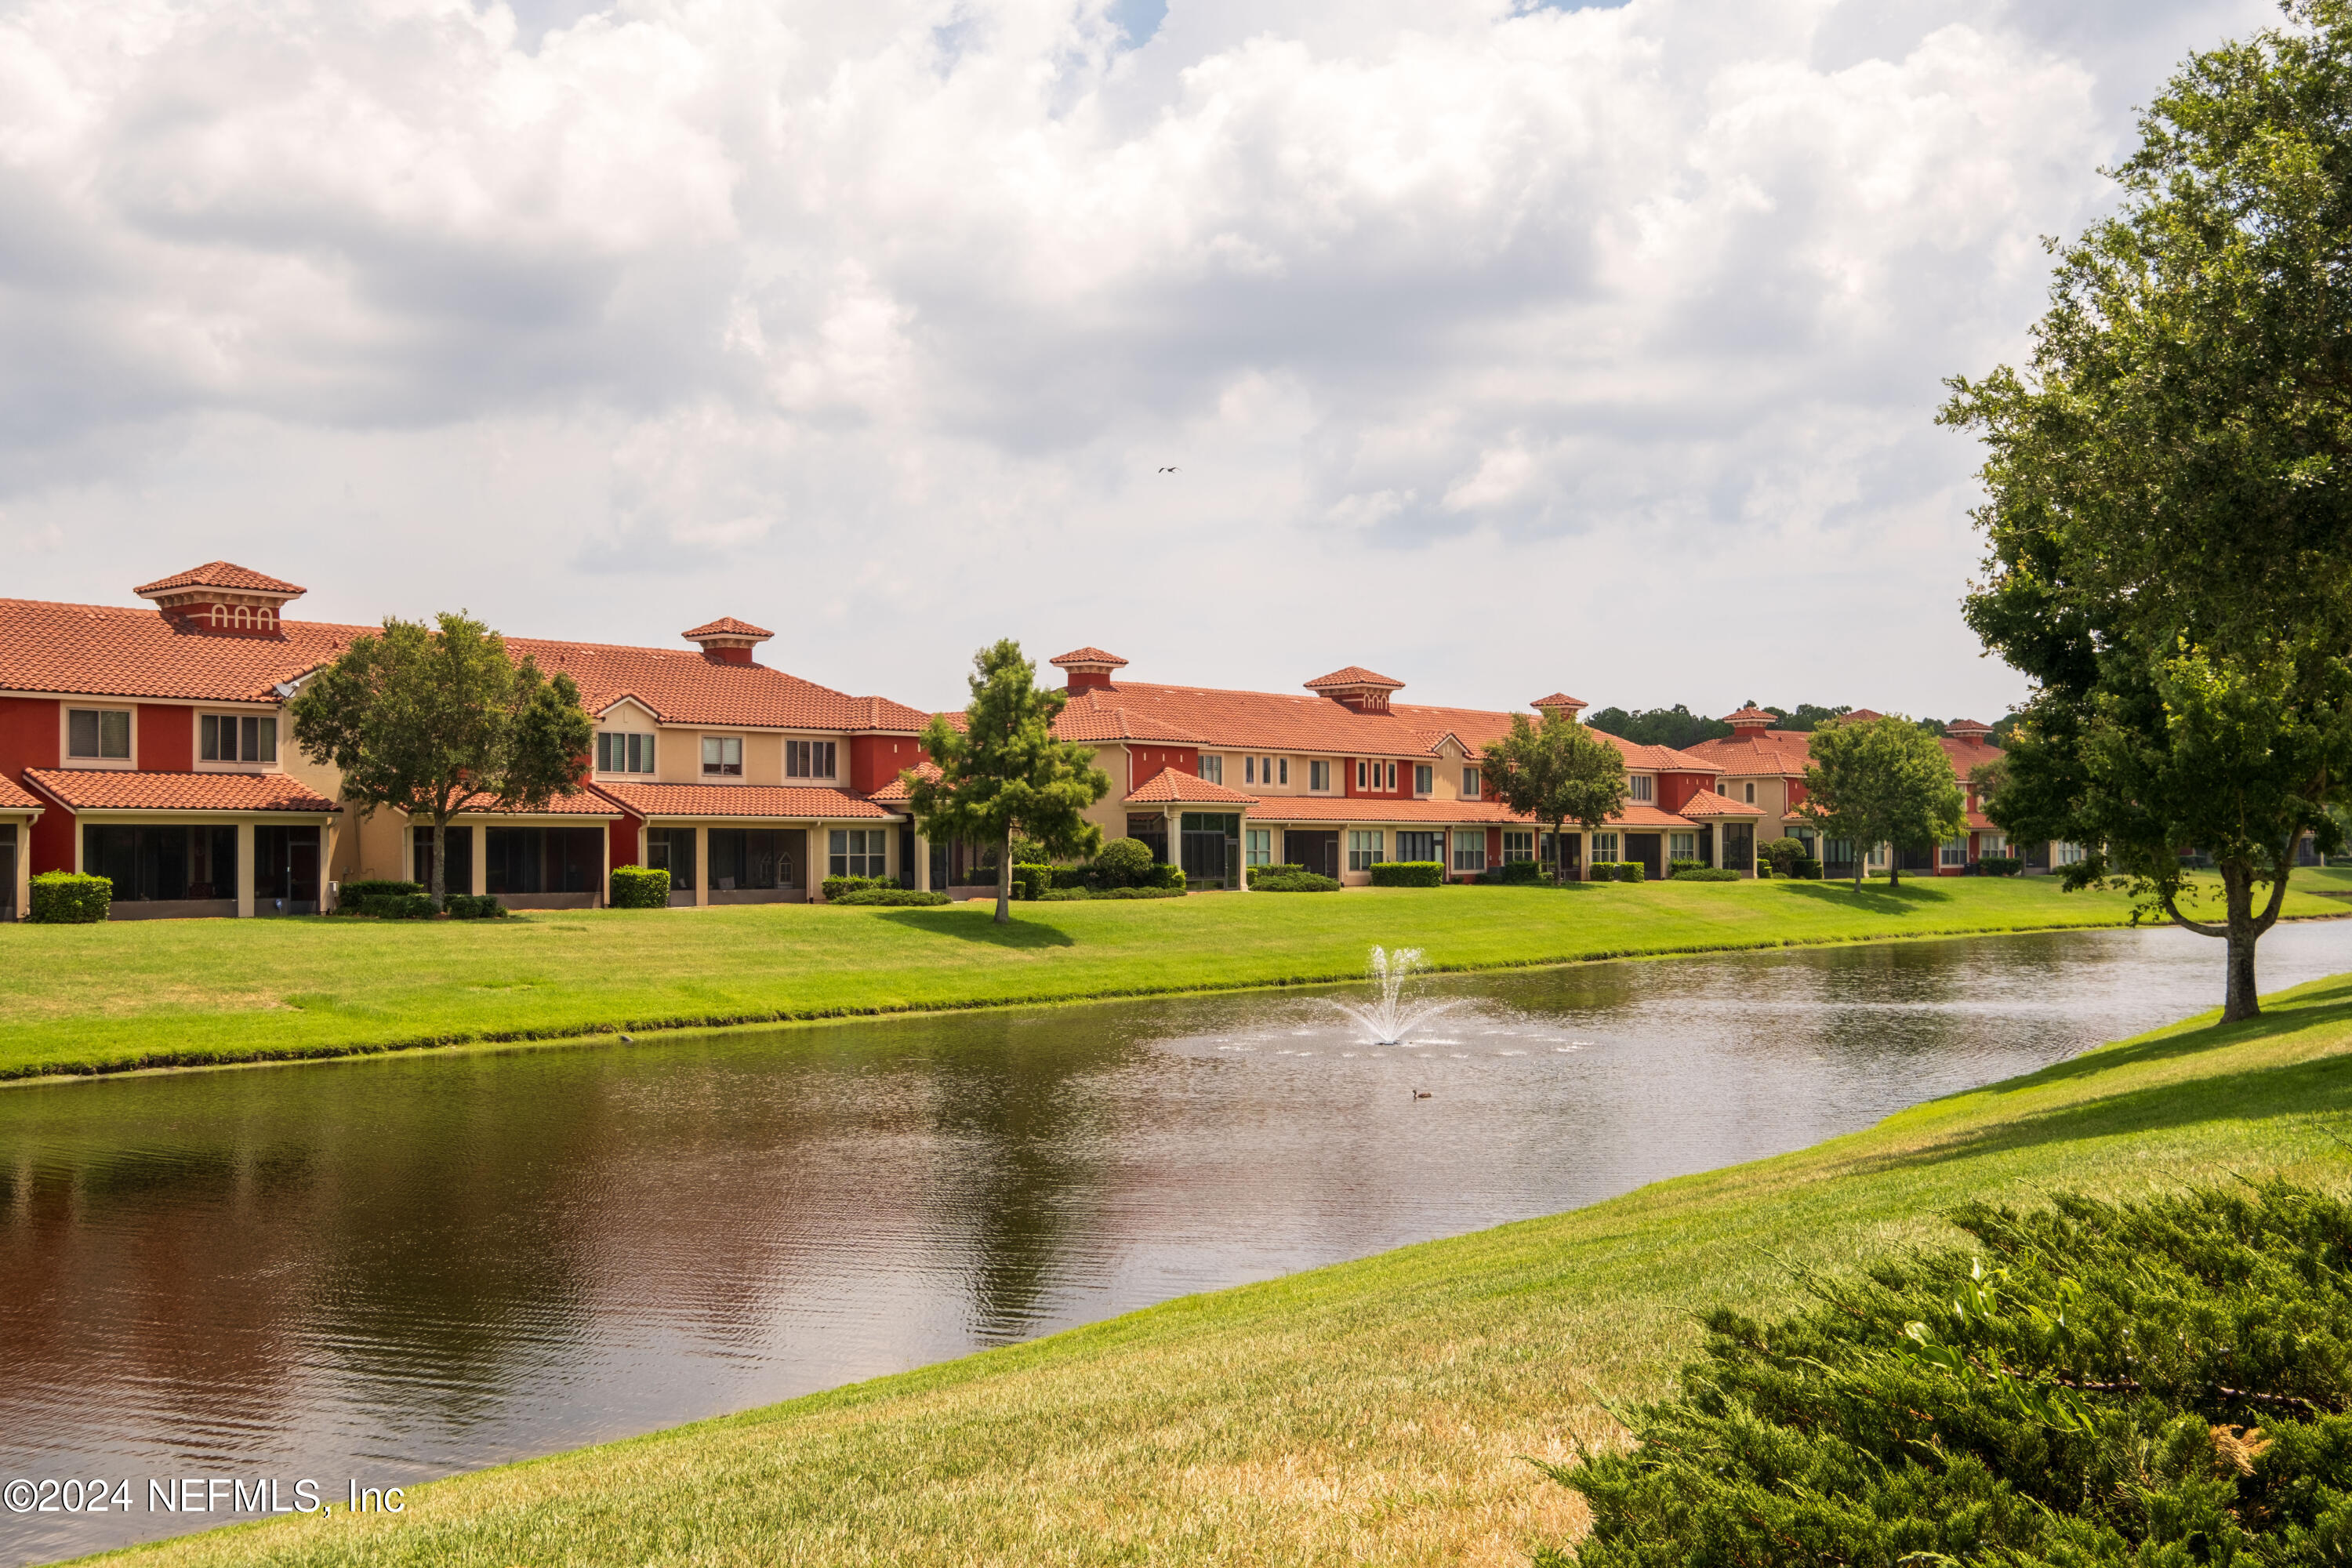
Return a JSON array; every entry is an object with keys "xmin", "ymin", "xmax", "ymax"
[
  {"xmin": 1675, "ymin": 790, "xmax": 1767, "ymax": 818},
  {"xmin": 1682, "ymin": 731, "xmax": 1816, "ymax": 777},
  {"xmin": 1245, "ymin": 796, "xmax": 1528, "ymax": 824},
  {"xmin": 504, "ymin": 636, "xmax": 929, "ymax": 733},
  {"xmin": 867, "ymin": 761, "xmax": 939, "ymax": 804},
  {"xmin": 1050, "ymin": 647, "xmax": 1128, "ymax": 667},
  {"xmin": 1945, "ymin": 718, "xmax": 1994, "ymax": 734},
  {"xmin": 133, "ymin": 561, "xmax": 307, "ymax": 597},
  {"xmin": 1940, "ymin": 735, "xmax": 2005, "ymax": 777},
  {"xmin": 0, "ymin": 600, "xmax": 362, "ymax": 702},
  {"xmin": 430, "ymin": 789, "xmax": 622, "ymax": 818},
  {"xmin": 1304, "ymin": 665, "xmax": 1405, "ymax": 691},
  {"xmin": 1123, "ymin": 768, "xmax": 1261, "ymax": 805},
  {"xmin": 1720, "ymin": 705, "xmax": 1779, "ymax": 724},
  {"xmin": 1531, "ymin": 692, "xmax": 1588, "ymax": 710},
  {"xmin": 0, "ymin": 773, "xmax": 42, "ymax": 811},
  {"xmin": 681, "ymin": 616, "xmax": 773, "ymax": 640},
  {"xmin": 24, "ymin": 768, "xmax": 338, "ymax": 814},
  {"xmin": 593, "ymin": 782, "xmax": 900, "ymax": 821}
]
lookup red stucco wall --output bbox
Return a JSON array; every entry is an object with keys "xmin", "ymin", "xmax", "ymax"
[{"xmin": 139, "ymin": 704, "xmax": 193, "ymax": 771}]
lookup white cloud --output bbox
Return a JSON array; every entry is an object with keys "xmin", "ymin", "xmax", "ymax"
[{"xmin": 0, "ymin": 0, "xmax": 2278, "ymax": 714}]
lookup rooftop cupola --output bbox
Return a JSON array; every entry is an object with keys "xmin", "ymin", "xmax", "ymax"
[
  {"xmin": 1722, "ymin": 705, "xmax": 1778, "ymax": 735},
  {"xmin": 1050, "ymin": 646, "xmax": 1128, "ymax": 692},
  {"xmin": 133, "ymin": 561, "xmax": 305, "ymax": 636},
  {"xmin": 1944, "ymin": 717, "xmax": 1994, "ymax": 742},
  {"xmin": 683, "ymin": 616, "xmax": 773, "ymax": 665},
  {"xmin": 1531, "ymin": 691, "xmax": 1588, "ymax": 723},
  {"xmin": 1305, "ymin": 665, "xmax": 1405, "ymax": 714}
]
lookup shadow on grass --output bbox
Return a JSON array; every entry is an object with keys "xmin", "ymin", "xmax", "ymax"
[
  {"xmin": 1771, "ymin": 881, "xmax": 1958, "ymax": 915},
  {"xmin": 872, "ymin": 909, "xmax": 1078, "ymax": 948}
]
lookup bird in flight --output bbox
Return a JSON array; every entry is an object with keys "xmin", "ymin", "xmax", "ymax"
[{"xmin": 1158, "ymin": 466, "xmax": 1178, "ymax": 473}]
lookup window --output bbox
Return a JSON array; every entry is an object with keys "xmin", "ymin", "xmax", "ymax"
[
  {"xmin": 1309, "ymin": 760, "xmax": 1330, "ymax": 792},
  {"xmin": 648, "ymin": 827, "xmax": 696, "ymax": 891},
  {"xmin": 1198, "ymin": 755, "xmax": 1224, "ymax": 784},
  {"xmin": 1347, "ymin": 830, "xmax": 1385, "ymax": 870},
  {"xmin": 1387, "ymin": 762, "xmax": 1397, "ymax": 791},
  {"xmin": 1980, "ymin": 833, "xmax": 2007, "ymax": 856},
  {"xmin": 1940, "ymin": 838, "xmax": 1969, "ymax": 867},
  {"xmin": 1356, "ymin": 760, "xmax": 1367, "ymax": 789},
  {"xmin": 1395, "ymin": 829, "xmax": 1441, "ymax": 863},
  {"xmin": 710, "ymin": 829, "xmax": 798, "ymax": 891},
  {"xmin": 67, "ymin": 708, "xmax": 130, "ymax": 760},
  {"xmin": 1669, "ymin": 831, "xmax": 1697, "ymax": 861},
  {"xmin": 1503, "ymin": 830, "xmax": 1534, "ymax": 863},
  {"xmin": 83, "ymin": 824, "xmax": 238, "ymax": 902},
  {"xmin": 485, "ymin": 826, "xmax": 602, "ymax": 895},
  {"xmin": 1451, "ymin": 830, "xmax": 1486, "ymax": 872},
  {"xmin": 1628, "ymin": 775, "xmax": 1654, "ymax": 802},
  {"xmin": 1246, "ymin": 828, "xmax": 1271, "ymax": 866},
  {"xmin": 1277, "ymin": 758, "xmax": 1288, "ymax": 786},
  {"xmin": 701, "ymin": 735, "xmax": 743, "ymax": 776},
  {"xmin": 597, "ymin": 731, "xmax": 655, "ymax": 774},
  {"xmin": 1867, "ymin": 844, "xmax": 1887, "ymax": 868},
  {"xmin": 1414, "ymin": 764, "xmax": 1432, "ymax": 795},
  {"xmin": 2055, "ymin": 841, "xmax": 2085, "ymax": 866},
  {"xmin": 786, "ymin": 739, "xmax": 836, "ymax": 779},
  {"xmin": 1744, "ymin": 781, "xmax": 1756, "ymax": 804},
  {"xmin": 829, "ymin": 829, "xmax": 887, "ymax": 878},
  {"xmin": 412, "ymin": 826, "xmax": 474, "ymax": 893},
  {"xmin": 1462, "ymin": 768, "xmax": 1481, "ymax": 798},
  {"xmin": 1591, "ymin": 831, "xmax": 1618, "ymax": 862},
  {"xmin": 1244, "ymin": 756, "xmax": 1254, "ymax": 786},
  {"xmin": 200, "ymin": 713, "xmax": 277, "ymax": 764}
]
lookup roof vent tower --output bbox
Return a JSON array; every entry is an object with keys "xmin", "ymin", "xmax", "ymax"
[
  {"xmin": 1944, "ymin": 718, "xmax": 1994, "ymax": 742},
  {"xmin": 1531, "ymin": 691, "xmax": 1588, "ymax": 724},
  {"xmin": 1050, "ymin": 647, "xmax": 1128, "ymax": 693},
  {"xmin": 1721, "ymin": 705, "xmax": 1777, "ymax": 735},
  {"xmin": 683, "ymin": 617, "xmax": 774, "ymax": 666},
  {"xmin": 133, "ymin": 562, "xmax": 306, "ymax": 636},
  {"xmin": 1305, "ymin": 666, "xmax": 1406, "ymax": 714}
]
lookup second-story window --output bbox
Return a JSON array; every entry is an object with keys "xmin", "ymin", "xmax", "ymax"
[
  {"xmin": 702, "ymin": 736, "xmax": 744, "ymax": 777},
  {"xmin": 786, "ymin": 740, "xmax": 836, "ymax": 778},
  {"xmin": 1629, "ymin": 775, "xmax": 1654, "ymax": 802},
  {"xmin": 1276, "ymin": 758, "xmax": 1288, "ymax": 786},
  {"xmin": 1744, "ymin": 781, "xmax": 1756, "ymax": 804},
  {"xmin": 1414, "ymin": 764, "xmax": 1433, "ymax": 795},
  {"xmin": 67, "ymin": 708, "xmax": 130, "ymax": 760},
  {"xmin": 201, "ymin": 714, "xmax": 277, "ymax": 764},
  {"xmin": 1243, "ymin": 757, "xmax": 1254, "ymax": 785},
  {"xmin": 1309, "ymin": 760, "xmax": 1330, "ymax": 791},
  {"xmin": 597, "ymin": 732, "xmax": 655, "ymax": 774},
  {"xmin": 1462, "ymin": 767, "xmax": 1480, "ymax": 797},
  {"xmin": 1198, "ymin": 755, "xmax": 1224, "ymax": 785}
]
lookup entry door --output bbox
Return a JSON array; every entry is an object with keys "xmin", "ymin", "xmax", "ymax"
[{"xmin": 1626, "ymin": 833, "xmax": 1663, "ymax": 880}]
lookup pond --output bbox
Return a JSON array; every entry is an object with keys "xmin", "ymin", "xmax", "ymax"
[{"xmin": 3, "ymin": 922, "xmax": 2347, "ymax": 1563}]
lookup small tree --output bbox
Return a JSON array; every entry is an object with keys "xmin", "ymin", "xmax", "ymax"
[
  {"xmin": 1803, "ymin": 715, "xmax": 1965, "ymax": 891},
  {"xmin": 290, "ymin": 612, "xmax": 594, "ymax": 907},
  {"xmin": 1480, "ymin": 712, "xmax": 1628, "ymax": 884},
  {"xmin": 905, "ymin": 640, "xmax": 1112, "ymax": 924}
]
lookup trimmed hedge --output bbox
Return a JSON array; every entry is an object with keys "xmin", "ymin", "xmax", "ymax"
[
  {"xmin": 29, "ymin": 870, "xmax": 111, "ymax": 924},
  {"xmin": 1589, "ymin": 861, "xmax": 1645, "ymax": 883},
  {"xmin": 359, "ymin": 893, "xmax": 437, "ymax": 920},
  {"xmin": 1246, "ymin": 862, "xmax": 1306, "ymax": 887},
  {"xmin": 831, "ymin": 887, "xmax": 950, "ymax": 906},
  {"xmin": 1252, "ymin": 870, "xmax": 1341, "ymax": 892},
  {"xmin": 609, "ymin": 866, "xmax": 671, "ymax": 909},
  {"xmin": 822, "ymin": 875, "xmax": 891, "ymax": 900},
  {"xmin": 332, "ymin": 877, "xmax": 424, "ymax": 914},
  {"xmin": 1668, "ymin": 858, "xmax": 1704, "ymax": 876},
  {"xmin": 1367, "ymin": 861, "xmax": 1446, "ymax": 887},
  {"xmin": 1976, "ymin": 855, "xmax": 2024, "ymax": 877},
  {"xmin": 1094, "ymin": 885, "xmax": 1185, "ymax": 900},
  {"xmin": 1476, "ymin": 859, "xmax": 1545, "ymax": 884},
  {"xmin": 444, "ymin": 894, "xmax": 508, "ymax": 920},
  {"xmin": 1011, "ymin": 864, "xmax": 1051, "ymax": 902},
  {"xmin": 1668, "ymin": 867, "xmax": 1740, "ymax": 881}
]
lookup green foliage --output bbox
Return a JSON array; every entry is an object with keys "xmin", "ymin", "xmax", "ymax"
[
  {"xmin": 1146, "ymin": 862, "xmax": 1185, "ymax": 891},
  {"xmin": 1977, "ymin": 855, "xmax": 2024, "ymax": 877},
  {"xmin": 1759, "ymin": 837, "xmax": 1819, "ymax": 879},
  {"xmin": 443, "ymin": 894, "xmax": 507, "ymax": 920},
  {"xmin": 1092, "ymin": 886, "xmax": 1186, "ymax": 900},
  {"xmin": 1477, "ymin": 860, "xmax": 1547, "ymax": 884},
  {"xmin": 1541, "ymin": 1181, "xmax": 2352, "ymax": 1568},
  {"xmin": 831, "ymin": 887, "xmax": 951, "ymax": 906},
  {"xmin": 1748, "ymin": 702, "xmax": 1853, "ymax": 734},
  {"xmin": 1669, "ymin": 868, "xmax": 1739, "ymax": 881},
  {"xmin": 906, "ymin": 641, "xmax": 1112, "ymax": 924},
  {"xmin": 1368, "ymin": 862, "xmax": 1445, "ymax": 887},
  {"xmin": 608, "ymin": 867, "xmax": 670, "ymax": 909},
  {"xmin": 1251, "ymin": 871, "xmax": 1341, "ymax": 892},
  {"xmin": 1011, "ymin": 864, "xmax": 1051, "ymax": 902},
  {"xmin": 1805, "ymin": 714, "xmax": 1966, "ymax": 890},
  {"xmin": 359, "ymin": 893, "xmax": 437, "ymax": 920},
  {"xmin": 1482, "ymin": 712, "xmax": 1629, "ymax": 881},
  {"xmin": 822, "ymin": 876, "xmax": 891, "ymax": 900},
  {"xmin": 1246, "ymin": 862, "xmax": 1305, "ymax": 887},
  {"xmin": 28, "ymin": 871, "xmax": 110, "ymax": 924},
  {"xmin": 339, "ymin": 878, "xmax": 423, "ymax": 902},
  {"xmin": 1940, "ymin": 2, "xmax": 2352, "ymax": 1018},
  {"xmin": 289, "ymin": 612, "xmax": 594, "ymax": 905},
  {"xmin": 1583, "ymin": 704, "xmax": 1733, "ymax": 749},
  {"xmin": 1093, "ymin": 837, "xmax": 1156, "ymax": 888},
  {"xmin": 1668, "ymin": 858, "xmax": 1704, "ymax": 875}
]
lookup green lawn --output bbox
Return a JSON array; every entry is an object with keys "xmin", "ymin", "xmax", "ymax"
[
  {"xmin": 89, "ymin": 953, "xmax": 2352, "ymax": 1566},
  {"xmin": 5, "ymin": 870, "xmax": 2347, "ymax": 1083}
]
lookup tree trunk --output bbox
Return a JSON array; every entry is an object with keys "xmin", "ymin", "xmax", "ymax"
[
  {"xmin": 431, "ymin": 818, "xmax": 448, "ymax": 909},
  {"xmin": 2221, "ymin": 859, "xmax": 2262, "ymax": 1024},
  {"xmin": 1853, "ymin": 837, "xmax": 1864, "ymax": 894},
  {"xmin": 1888, "ymin": 844, "xmax": 1900, "ymax": 889},
  {"xmin": 995, "ymin": 827, "xmax": 1012, "ymax": 924}
]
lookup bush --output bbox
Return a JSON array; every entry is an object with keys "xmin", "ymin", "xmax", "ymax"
[
  {"xmin": 608, "ymin": 866, "xmax": 670, "ymax": 909},
  {"xmin": 831, "ymin": 887, "xmax": 950, "ymax": 906},
  {"xmin": 1049, "ymin": 866, "xmax": 1095, "ymax": 890},
  {"xmin": 1668, "ymin": 858, "xmax": 1704, "ymax": 876},
  {"xmin": 359, "ymin": 892, "xmax": 437, "ymax": 920},
  {"xmin": 444, "ymin": 893, "xmax": 508, "ymax": 919},
  {"xmin": 1252, "ymin": 870, "xmax": 1341, "ymax": 892},
  {"xmin": 1758, "ymin": 837, "xmax": 1814, "ymax": 879},
  {"xmin": 1475, "ymin": 860, "xmax": 1547, "ymax": 884},
  {"xmin": 1541, "ymin": 1181, "xmax": 2352, "ymax": 1568},
  {"xmin": 28, "ymin": 870, "xmax": 111, "ymax": 924},
  {"xmin": 1093, "ymin": 885, "xmax": 1185, "ymax": 899},
  {"xmin": 1146, "ymin": 861, "xmax": 1186, "ymax": 891},
  {"xmin": 1588, "ymin": 861, "xmax": 1645, "ymax": 882},
  {"xmin": 1367, "ymin": 861, "xmax": 1446, "ymax": 887},
  {"xmin": 822, "ymin": 875, "xmax": 888, "ymax": 900},
  {"xmin": 1977, "ymin": 855, "xmax": 2024, "ymax": 877},
  {"xmin": 1093, "ymin": 837, "xmax": 1156, "ymax": 888},
  {"xmin": 1037, "ymin": 886, "xmax": 1092, "ymax": 901},
  {"xmin": 1011, "ymin": 863, "xmax": 1051, "ymax": 902},
  {"xmin": 332, "ymin": 877, "xmax": 423, "ymax": 913},
  {"xmin": 1668, "ymin": 867, "xmax": 1740, "ymax": 881},
  {"xmin": 1246, "ymin": 862, "xmax": 1306, "ymax": 887},
  {"xmin": 1754, "ymin": 864, "xmax": 1773, "ymax": 878}
]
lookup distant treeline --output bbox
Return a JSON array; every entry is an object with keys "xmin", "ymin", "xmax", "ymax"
[{"xmin": 1583, "ymin": 703, "xmax": 2020, "ymax": 750}]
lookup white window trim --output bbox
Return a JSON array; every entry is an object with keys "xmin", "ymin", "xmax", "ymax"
[
  {"xmin": 196, "ymin": 710, "xmax": 283, "ymax": 772},
  {"xmin": 1628, "ymin": 775, "xmax": 1655, "ymax": 803},
  {"xmin": 700, "ymin": 734, "xmax": 746, "ymax": 779},
  {"xmin": 62, "ymin": 705, "xmax": 136, "ymax": 770}
]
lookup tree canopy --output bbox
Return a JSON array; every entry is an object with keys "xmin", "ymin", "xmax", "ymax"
[
  {"xmin": 906, "ymin": 641, "xmax": 1111, "ymax": 924},
  {"xmin": 1801, "ymin": 715, "xmax": 1965, "ymax": 891},
  {"xmin": 1940, "ymin": 0, "xmax": 2352, "ymax": 1019},
  {"xmin": 290, "ymin": 612, "xmax": 594, "ymax": 906},
  {"xmin": 1480, "ymin": 713, "xmax": 1628, "ymax": 881}
]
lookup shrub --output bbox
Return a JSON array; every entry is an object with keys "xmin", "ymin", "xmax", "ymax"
[
  {"xmin": 332, "ymin": 877, "xmax": 423, "ymax": 913},
  {"xmin": 359, "ymin": 892, "xmax": 437, "ymax": 920},
  {"xmin": 1977, "ymin": 855, "xmax": 2023, "ymax": 877},
  {"xmin": 1754, "ymin": 864, "xmax": 1773, "ymax": 878},
  {"xmin": 608, "ymin": 866, "xmax": 671, "ymax": 909},
  {"xmin": 1668, "ymin": 858, "xmax": 1704, "ymax": 876},
  {"xmin": 822, "ymin": 875, "xmax": 888, "ymax": 900},
  {"xmin": 1146, "ymin": 862, "xmax": 1186, "ymax": 891},
  {"xmin": 1588, "ymin": 861, "xmax": 1645, "ymax": 882},
  {"xmin": 1367, "ymin": 861, "xmax": 1446, "ymax": 887},
  {"xmin": 1540, "ymin": 1181, "xmax": 2352, "ymax": 1568},
  {"xmin": 1093, "ymin": 837, "xmax": 1156, "ymax": 888},
  {"xmin": 831, "ymin": 887, "xmax": 950, "ymax": 906},
  {"xmin": 1759, "ymin": 837, "xmax": 1814, "ymax": 878},
  {"xmin": 1093, "ymin": 885, "xmax": 1185, "ymax": 899},
  {"xmin": 1252, "ymin": 870, "xmax": 1341, "ymax": 892},
  {"xmin": 1246, "ymin": 862, "xmax": 1306, "ymax": 887},
  {"xmin": 1037, "ymin": 886, "xmax": 1092, "ymax": 901},
  {"xmin": 1668, "ymin": 867, "xmax": 1740, "ymax": 881},
  {"xmin": 1011, "ymin": 863, "xmax": 1051, "ymax": 902},
  {"xmin": 1049, "ymin": 866, "xmax": 1095, "ymax": 890},
  {"xmin": 444, "ymin": 893, "xmax": 508, "ymax": 919},
  {"xmin": 28, "ymin": 870, "xmax": 111, "ymax": 924}
]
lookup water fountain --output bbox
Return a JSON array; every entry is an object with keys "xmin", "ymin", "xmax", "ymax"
[{"xmin": 1327, "ymin": 945, "xmax": 1459, "ymax": 1044}]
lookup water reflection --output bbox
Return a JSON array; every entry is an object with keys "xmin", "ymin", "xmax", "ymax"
[{"xmin": 2, "ymin": 922, "xmax": 2346, "ymax": 1563}]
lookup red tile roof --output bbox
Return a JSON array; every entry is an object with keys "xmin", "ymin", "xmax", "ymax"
[
  {"xmin": 1050, "ymin": 647, "xmax": 1128, "ymax": 668},
  {"xmin": 1531, "ymin": 692, "xmax": 1588, "ymax": 710},
  {"xmin": 511, "ymin": 636, "xmax": 927, "ymax": 733},
  {"xmin": 1246, "ymin": 795, "xmax": 1530, "ymax": 824},
  {"xmin": 133, "ymin": 562, "xmax": 307, "ymax": 597},
  {"xmin": 1675, "ymin": 789, "xmax": 1767, "ymax": 818},
  {"xmin": 1945, "ymin": 718, "xmax": 1993, "ymax": 733},
  {"xmin": 24, "ymin": 768, "xmax": 338, "ymax": 814},
  {"xmin": 1940, "ymin": 735, "xmax": 2005, "ymax": 779},
  {"xmin": 682, "ymin": 616, "xmax": 773, "ymax": 640},
  {"xmin": 866, "ymin": 761, "xmax": 939, "ymax": 804},
  {"xmin": 1842, "ymin": 708, "xmax": 1886, "ymax": 724},
  {"xmin": 0, "ymin": 599, "xmax": 363, "ymax": 702},
  {"xmin": 1720, "ymin": 705, "xmax": 1779, "ymax": 725},
  {"xmin": 432, "ymin": 789, "xmax": 622, "ymax": 818},
  {"xmin": 592, "ymin": 782, "xmax": 900, "ymax": 821},
  {"xmin": 1123, "ymin": 768, "xmax": 1260, "ymax": 805},
  {"xmin": 1304, "ymin": 665, "xmax": 1405, "ymax": 691},
  {"xmin": 0, "ymin": 773, "xmax": 42, "ymax": 811},
  {"xmin": 1683, "ymin": 730, "xmax": 1816, "ymax": 778}
]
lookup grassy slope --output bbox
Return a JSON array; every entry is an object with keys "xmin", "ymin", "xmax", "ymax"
[
  {"xmin": 93, "ymin": 967, "xmax": 2352, "ymax": 1568},
  {"xmin": 9, "ymin": 870, "xmax": 2349, "ymax": 1082}
]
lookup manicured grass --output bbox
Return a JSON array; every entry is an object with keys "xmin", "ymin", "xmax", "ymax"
[
  {"xmin": 90, "ymin": 960, "xmax": 2352, "ymax": 1566},
  {"xmin": 5, "ymin": 870, "xmax": 2348, "ymax": 1083}
]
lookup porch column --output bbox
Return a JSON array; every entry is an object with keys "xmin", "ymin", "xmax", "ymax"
[
  {"xmin": 470, "ymin": 827, "xmax": 488, "ymax": 896},
  {"xmin": 1237, "ymin": 812, "xmax": 1252, "ymax": 892},
  {"xmin": 809, "ymin": 825, "xmax": 827, "ymax": 902},
  {"xmin": 914, "ymin": 830, "xmax": 931, "ymax": 891},
  {"xmin": 695, "ymin": 826, "xmax": 710, "ymax": 908},
  {"xmin": 322, "ymin": 818, "xmax": 342, "ymax": 910},
  {"xmin": 234, "ymin": 820, "xmax": 256, "ymax": 918}
]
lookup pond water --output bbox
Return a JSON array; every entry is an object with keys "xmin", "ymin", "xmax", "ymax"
[{"xmin": 3, "ymin": 922, "xmax": 2347, "ymax": 1563}]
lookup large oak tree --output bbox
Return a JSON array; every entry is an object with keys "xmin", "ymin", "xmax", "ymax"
[{"xmin": 1479, "ymin": 712, "xmax": 1628, "ymax": 883}]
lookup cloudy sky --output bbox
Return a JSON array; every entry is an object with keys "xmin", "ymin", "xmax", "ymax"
[{"xmin": 0, "ymin": 0, "xmax": 2274, "ymax": 717}]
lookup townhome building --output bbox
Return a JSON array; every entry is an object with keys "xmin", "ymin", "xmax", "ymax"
[
  {"xmin": 1041, "ymin": 649, "xmax": 1764, "ymax": 887},
  {"xmin": 0, "ymin": 564, "xmax": 931, "ymax": 918}
]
